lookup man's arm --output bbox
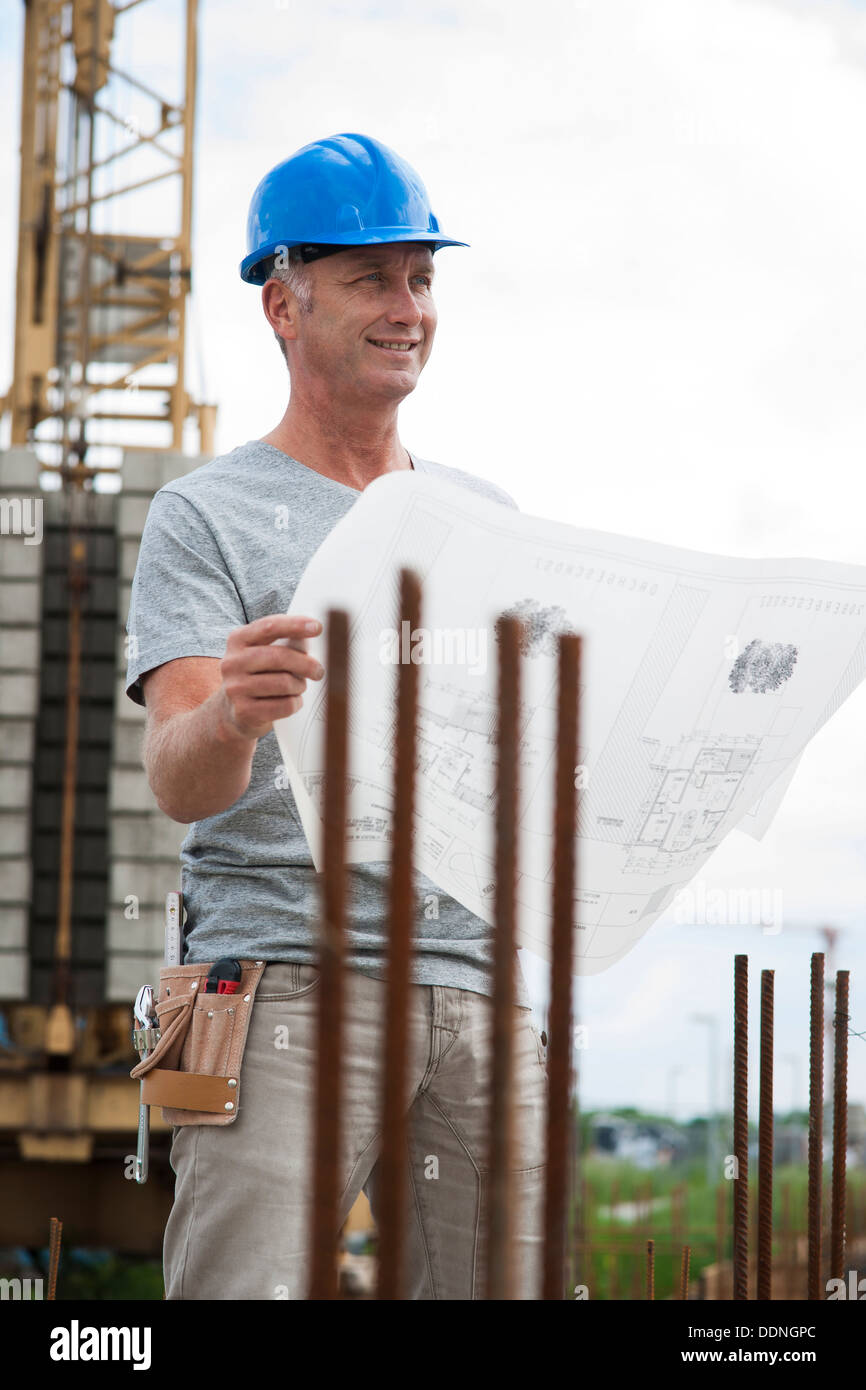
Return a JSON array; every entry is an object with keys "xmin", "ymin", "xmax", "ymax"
[{"xmin": 142, "ymin": 614, "xmax": 324, "ymax": 823}]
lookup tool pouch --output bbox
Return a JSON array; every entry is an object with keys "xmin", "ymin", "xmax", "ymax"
[{"xmin": 130, "ymin": 959, "xmax": 266, "ymax": 1126}]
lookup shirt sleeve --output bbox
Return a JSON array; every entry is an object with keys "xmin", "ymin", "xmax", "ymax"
[{"xmin": 124, "ymin": 487, "xmax": 248, "ymax": 707}]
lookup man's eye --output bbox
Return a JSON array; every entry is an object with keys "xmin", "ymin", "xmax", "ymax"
[{"xmin": 358, "ymin": 272, "xmax": 431, "ymax": 286}]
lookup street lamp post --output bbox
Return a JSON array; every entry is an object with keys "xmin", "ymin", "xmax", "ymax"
[
  {"xmin": 667, "ymin": 1064, "xmax": 685, "ymax": 1123},
  {"xmin": 692, "ymin": 1013, "xmax": 720, "ymax": 1187}
]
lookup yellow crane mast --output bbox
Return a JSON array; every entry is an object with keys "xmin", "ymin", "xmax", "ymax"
[{"xmin": 0, "ymin": 0, "xmax": 214, "ymax": 1254}]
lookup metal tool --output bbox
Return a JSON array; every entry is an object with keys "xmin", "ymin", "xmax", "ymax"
[
  {"xmin": 133, "ymin": 984, "xmax": 159, "ymax": 1184},
  {"xmin": 165, "ymin": 890, "xmax": 183, "ymax": 967}
]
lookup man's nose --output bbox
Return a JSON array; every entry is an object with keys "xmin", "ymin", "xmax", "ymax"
[{"xmin": 383, "ymin": 279, "xmax": 424, "ymax": 325}]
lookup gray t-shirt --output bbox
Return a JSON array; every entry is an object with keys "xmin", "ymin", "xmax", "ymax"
[{"xmin": 125, "ymin": 439, "xmax": 530, "ymax": 1004}]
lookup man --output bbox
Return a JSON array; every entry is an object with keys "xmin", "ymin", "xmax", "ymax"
[{"xmin": 126, "ymin": 132, "xmax": 547, "ymax": 1300}]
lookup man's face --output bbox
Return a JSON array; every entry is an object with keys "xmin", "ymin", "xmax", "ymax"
[{"xmin": 286, "ymin": 242, "xmax": 437, "ymax": 404}]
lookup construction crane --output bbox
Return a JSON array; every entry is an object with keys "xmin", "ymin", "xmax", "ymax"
[
  {"xmin": 5, "ymin": 0, "xmax": 214, "ymax": 468},
  {"xmin": 0, "ymin": 0, "xmax": 214, "ymax": 1253}
]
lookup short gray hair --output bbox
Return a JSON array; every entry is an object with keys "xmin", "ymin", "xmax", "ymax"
[{"xmin": 265, "ymin": 246, "xmax": 314, "ymax": 363}]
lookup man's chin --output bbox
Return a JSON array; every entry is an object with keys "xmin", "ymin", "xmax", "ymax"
[{"xmin": 361, "ymin": 367, "xmax": 420, "ymax": 402}]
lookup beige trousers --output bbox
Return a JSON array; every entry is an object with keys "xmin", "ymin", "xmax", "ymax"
[{"xmin": 163, "ymin": 961, "xmax": 549, "ymax": 1300}]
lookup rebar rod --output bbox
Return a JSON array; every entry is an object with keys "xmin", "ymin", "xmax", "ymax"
[
  {"xmin": 781, "ymin": 1182, "xmax": 792, "ymax": 1295},
  {"xmin": 715, "ymin": 1182, "xmax": 726, "ymax": 1268},
  {"xmin": 486, "ymin": 614, "xmax": 520, "ymax": 1300},
  {"xmin": 733, "ymin": 953, "xmax": 749, "ymax": 1300},
  {"xmin": 808, "ymin": 952, "xmax": 824, "ymax": 1300},
  {"xmin": 830, "ymin": 969, "xmax": 850, "ymax": 1284},
  {"xmin": 308, "ymin": 609, "xmax": 349, "ymax": 1300},
  {"xmin": 542, "ymin": 632, "xmax": 581, "ymax": 1300},
  {"xmin": 47, "ymin": 1217, "xmax": 62, "ymax": 1301},
  {"xmin": 376, "ymin": 570, "xmax": 421, "ymax": 1299},
  {"xmin": 757, "ymin": 969, "xmax": 774, "ymax": 1301},
  {"xmin": 680, "ymin": 1244, "xmax": 691, "ymax": 1301}
]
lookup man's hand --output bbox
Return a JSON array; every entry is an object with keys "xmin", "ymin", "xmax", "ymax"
[
  {"xmin": 218, "ymin": 614, "xmax": 325, "ymax": 741},
  {"xmin": 141, "ymin": 613, "xmax": 324, "ymax": 823}
]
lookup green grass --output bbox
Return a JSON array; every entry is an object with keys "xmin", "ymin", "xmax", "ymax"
[
  {"xmin": 572, "ymin": 1156, "xmax": 865, "ymax": 1300},
  {"xmin": 54, "ymin": 1255, "xmax": 164, "ymax": 1301}
]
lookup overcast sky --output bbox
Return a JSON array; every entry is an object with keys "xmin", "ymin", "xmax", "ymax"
[{"xmin": 2, "ymin": 0, "xmax": 866, "ymax": 1120}]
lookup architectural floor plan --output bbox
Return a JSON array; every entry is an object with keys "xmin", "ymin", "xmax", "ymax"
[{"xmin": 274, "ymin": 472, "xmax": 866, "ymax": 973}]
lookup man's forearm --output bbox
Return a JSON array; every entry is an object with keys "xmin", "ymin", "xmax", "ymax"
[{"xmin": 144, "ymin": 690, "xmax": 259, "ymax": 823}]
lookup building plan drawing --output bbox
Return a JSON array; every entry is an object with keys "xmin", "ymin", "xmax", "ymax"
[{"xmin": 273, "ymin": 472, "xmax": 866, "ymax": 973}]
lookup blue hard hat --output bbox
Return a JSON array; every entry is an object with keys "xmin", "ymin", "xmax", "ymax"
[{"xmin": 240, "ymin": 132, "xmax": 468, "ymax": 284}]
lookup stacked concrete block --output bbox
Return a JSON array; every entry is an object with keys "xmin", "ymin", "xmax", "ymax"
[
  {"xmin": 106, "ymin": 449, "xmax": 208, "ymax": 1000},
  {"xmin": 0, "ymin": 448, "xmax": 42, "ymax": 998},
  {"xmin": 27, "ymin": 488, "xmax": 118, "ymax": 1005}
]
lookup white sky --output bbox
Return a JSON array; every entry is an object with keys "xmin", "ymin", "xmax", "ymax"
[{"xmin": 1, "ymin": 0, "xmax": 865, "ymax": 1119}]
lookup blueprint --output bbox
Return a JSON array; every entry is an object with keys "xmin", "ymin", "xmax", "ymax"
[
  {"xmin": 738, "ymin": 752, "xmax": 804, "ymax": 841},
  {"xmin": 272, "ymin": 472, "xmax": 866, "ymax": 973}
]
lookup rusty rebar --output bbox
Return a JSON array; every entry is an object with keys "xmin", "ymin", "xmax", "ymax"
[
  {"xmin": 680, "ymin": 1244, "xmax": 691, "ymax": 1300},
  {"xmin": 573, "ymin": 1152, "xmax": 590, "ymax": 1299},
  {"xmin": 542, "ymin": 632, "xmax": 581, "ymax": 1301},
  {"xmin": 308, "ymin": 609, "xmax": 349, "ymax": 1301},
  {"xmin": 715, "ymin": 1181, "xmax": 726, "ymax": 1267},
  {"xmin": 580, "ymin": 1175, "xmax": 592, "ymax": 1295},
  {"xmin": 376, "ymin": 570, "xmax": 421, "ymax": 1300},
  {"xmin": 757, "ymin": 969, "xmax": 774, "ymax": 1300},
  {"xmin": 646, "ymin": 1238, "xmax": 655, "ymax": 1301},
  {"xmin": 642, "ymin": 1179, "xmax": 653, "ymax": 1243},
  {"xmin": 47, "ymin": 1217, "xmax": 62, "ymax": 1301},
  {"xmin": 606, "ymin": 1184, "xmax": 619, "ymax": 1301},
  {"xmin": 733, "ymin": 953, "xmax": 749, "ymax": 1300},
  {"xmin": 631, "ymin": 1244, "xmax": 642, "ymax": 1301},
  {"xmin": 808, "ymin": 952, "xmax": 824, "ymax": 1300},
  {"xmin": 672, "ymin": 1183, "xmax": 684, "ymax": 1249},
  {"xmin": 830, "ymin": 969, "xmax": 850, "ymax": 1284},
  {"xmin": 569, "ymin": 1003, "xmax": 584, "ymax": 1295},
  {"xmin": 486, "ymin": 614, "xmax": 520, "ymax": 1300},
  {"xmin": 781, "ymin": 1181, "xmax": 792, "ymax": 1293},
  {"xmin": 609, "ymin": 1246, "xmax": 620, "ymax": 1301}
]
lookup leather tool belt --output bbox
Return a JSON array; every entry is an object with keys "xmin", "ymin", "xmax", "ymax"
[{"xmin": 129, "ymin": 959, "xmax": 266, "ymax": 1126}]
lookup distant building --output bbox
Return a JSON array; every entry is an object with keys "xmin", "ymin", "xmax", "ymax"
[{"xmin": 590, "ymin": 1113, "xmax": 687, "ymax": 1168}]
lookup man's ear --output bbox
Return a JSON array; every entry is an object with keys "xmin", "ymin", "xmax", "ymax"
[{"xmin": 262, "ymin": 279, "xmax": 300, "ymax": 347}]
